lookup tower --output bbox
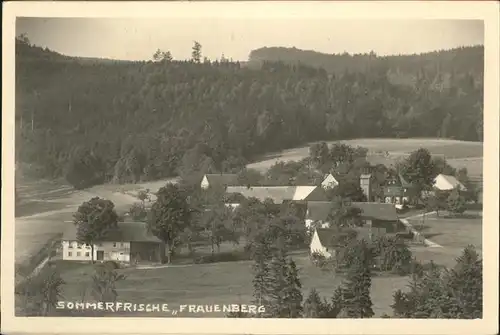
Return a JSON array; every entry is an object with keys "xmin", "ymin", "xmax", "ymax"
[{"xmin": 360, "ymin": 174, "xmax": 372, "ymax": 202}]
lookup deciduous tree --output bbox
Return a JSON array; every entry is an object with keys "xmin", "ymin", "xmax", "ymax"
[
  {"xmin": 73, "ymin": 197, "xmax": 119, "ymax": 263},
  {"xmin": 147, "ymin": 183, "xmax": 192, "ymax": 263}
]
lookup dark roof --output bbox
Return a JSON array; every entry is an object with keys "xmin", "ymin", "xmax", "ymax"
[
  {"xmin": 307, "ymin": 201, "xmax": 332, "ymax": 221},
  {"xmin": 304, "ymin": 187, "xmax": 329, "ymax": 201},
  {"xmin": 351, "ymin": 202, "xmax": 399, "ymax": 221},
  {"xmin": 315, "ymin": 228, "xmax": 346, "ymax": 248},
  {"xmin": 204, "ymin": 174, "xmax": 239, "ymax": 186},
  {"xmin": 315, "ymin": 227, "xmax": 387, "ymax": 247},
  {"xmin": 226, "ymin": 186, "xmax": 296, "ymax": 203},
  {"xmin": 62, "ymin": 221, "xmax": 162, "ymax": 243}
]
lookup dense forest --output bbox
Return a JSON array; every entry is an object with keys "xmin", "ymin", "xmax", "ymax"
[{"xmin": 15, "ymin": 37, "xmax": 483, "ymax": 188}]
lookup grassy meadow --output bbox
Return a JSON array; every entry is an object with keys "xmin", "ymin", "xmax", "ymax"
[{"xmin": 53, "ymin": 253, "xmax": 410, "ymax": 318}]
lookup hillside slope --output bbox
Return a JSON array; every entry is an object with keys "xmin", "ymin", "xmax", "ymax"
[
  {"xmin": 248, "ymin": 46, "xmax": 484, "ymax": 88},
  {"xmin": 15, "ymin": 39, "xmax": 483, "ymax": 188}
]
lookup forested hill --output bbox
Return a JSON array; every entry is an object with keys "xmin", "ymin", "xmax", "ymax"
[
  {"xmin": 15, "ymin": 38, "xmax": 483, "ymax": 188},
  {"xmin": 248, "ymin": 46, "xmax": 484, "ymax": 87}
]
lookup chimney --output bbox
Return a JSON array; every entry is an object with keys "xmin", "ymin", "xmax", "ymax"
[{"xmin": 360, "ymin": 173, "xmax": 372, "ymax": 202}]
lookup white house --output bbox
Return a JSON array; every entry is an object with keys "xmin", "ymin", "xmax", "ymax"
[
  {"xmin": 200, "ymin": 174, "xmax": 238, "ymax": 190},
  {"xmin": 61, "ymin": 221, "xmax": 165, "ymax": 264},
  {"xmin": 310, "ymin": 228, "xmax": 337, "ymax": 258},
  {"xmin": 433, "ymin": 174, "xmax": 467, "ymax": 191},
  {"xmin": 321, "ymin": 174, "xmax": 339, "ymax": 190}
]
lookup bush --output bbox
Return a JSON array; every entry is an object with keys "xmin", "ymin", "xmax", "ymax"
[
  {"xmin": 128, "ymin": 202, "xmax": 148, "ymax": 221},
  {"xmin": 193, "ymin": 251, "xmax": 251, "ymax": 264},
  {"xmin": 103, "ymin": 260, "xmax": 120, "ymax": 269}
]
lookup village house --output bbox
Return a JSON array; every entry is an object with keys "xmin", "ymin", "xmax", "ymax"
[
  {"xmin": 383, "ymin": 173, "xmax": 418, "ymax": 208},
  {"xmin": 433, "ymin": 173, "xmax": 467, "ymax": 192},
  {"xmin": 61, "ymin": 221, "xmax": 165, "ymax": 264},
  {"xmin": 200, "ymin": 173, "xmax": 239, "ymax": 190},
  {"xmin": 321, "ymin": 173, "xmax": 339, "ymax": 190},
  {"xmin": 224, "ymin": 185, "xmax": 328, "ymax": 209},
  {"xmin": 310, "ymin": 226, "xmax": 388, "ymax": 259},
  {"xmin": 305, "ymin": 201, "xmax": 403, "ymax": 235}
]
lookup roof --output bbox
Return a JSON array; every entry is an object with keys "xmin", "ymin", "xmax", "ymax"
[
  {"xmin": 62, "ymin": 221, "xmax": 162, "ymax": 243},
  {"xmin": 203, "ymin": 174, "xmax": 238, "ymax": 186},
  {"xmin": 433, "ymin": 174, "xmax": 466, "ymax": 191},
  {"xmin": 307, "ymin": 201, "xmax": 333, "ymax": 221},
  {"xmin": 315, "ymin": 227, "xmax": 387, "ymax": 248},
  {"xmin": 315, "ymin": 228, "xmax": 346, "ymax": 248},
  {"xmin": 351, "ymin": 202, "xmax": 399, "ymax": 221},
  {"xmin": 225, "ymin": 186, "xmax": 326, "ymax": 203}
]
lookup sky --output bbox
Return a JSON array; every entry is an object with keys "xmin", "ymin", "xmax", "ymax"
[{"xmin": 16, "ymin": 18, "xmax": 484, "ymax": 61}]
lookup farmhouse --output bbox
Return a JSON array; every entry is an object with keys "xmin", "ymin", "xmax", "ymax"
[
  {"xmin": 321, "ymin": 173, "xmax": 339, "ymax": 189},
  {"xmin": 61, "ymin": 222, "xmax": 165, "ymax": 264},
  {"xmin": 383, "ymin": 174, "xmax": 418, "ymax": 208},
  {"xmin": 200, "ymin": 174, "xmax": 239, "ymax": 190},
  {"xmin": 310, "ymin": 226, "xmax": 388, "ymax": 259},
  {"xmin": 433, "ymin": 173, "xmax": 467, "ymax": 191},
  {"xmin": 305, "ymin": 201, "xmax": 402, "ymax": 234}
]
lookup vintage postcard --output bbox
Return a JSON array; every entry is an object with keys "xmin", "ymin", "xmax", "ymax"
[{"xmin": 2, "ymin": 1, "xmax": 499, "ymax": 334}]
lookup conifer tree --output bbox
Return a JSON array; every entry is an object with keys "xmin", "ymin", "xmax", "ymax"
[
  {"xmin": 281, "ymin": 258, "xmax": 303, "ymax": 318},
  {"xmin": 336, "ymin": 240, "xmax": 374, "ymax": 318},
  {"xmin": 303, "ymin": 289, "xmax": 324, "ymax": 318}
]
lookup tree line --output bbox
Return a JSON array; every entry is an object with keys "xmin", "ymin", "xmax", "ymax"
[{"xmin": 15, "ymin": 37, "xmax": 483, "ymax": 190}]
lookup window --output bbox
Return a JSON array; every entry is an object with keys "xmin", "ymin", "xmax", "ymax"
[
  {"xmin": 85, "ymin": 252, "xmax": 90, "ymax": 257},
  {"xmin": 68, "ymin": 243, "xmax": 73, "ymax": 249},
  {"xmin": 77, "ymin": 252, "xmax": 81, "ymax": 257},
  {"xmin": 113, "ymin": 242, "xmax": 117, "ymax": 247},
  {"xmin": 68, "ymin": 252, "xmax": 72, "ymax": 257},
  {"xmin": 77, "ymin": 244, "xmax": 82, "ymax": 249}
]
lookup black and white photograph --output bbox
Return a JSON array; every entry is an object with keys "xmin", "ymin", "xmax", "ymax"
[{"xmin": 2, "ymin": 2, "xmax": 499, "ymax": 335}]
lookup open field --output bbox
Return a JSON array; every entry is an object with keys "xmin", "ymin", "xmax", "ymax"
[
  {"xmin": 410, "ymin": 212, "xmax": 482, "ymax": 250},
  {"xmin": 54, "ymin": 254, "xmax": 409, "ymax": 318}
]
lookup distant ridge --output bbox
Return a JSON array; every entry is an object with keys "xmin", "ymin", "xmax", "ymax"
[{"xmin": 247, "ymin": 45, "xmax": 484, "ymax": 88}]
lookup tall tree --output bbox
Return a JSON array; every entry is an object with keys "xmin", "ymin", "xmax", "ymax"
[
  {"xmin": 447, "ymin": 186, "xmax": 467, "ymax": 216},
  {"xmin": 400, "ymin": 148, "xmax": 436, "ymax": 195},
  {"xmin": 446, "ymin": 245, "xmax": 482, "ymax": 318},
  {"xmin": 336, "ymin": 240, "xmax": 375, "ymax": 318},
  {"xmin": 73, "ymin": 197, "xmax": 119, "ymax": 263},
  {"xmin": 281, "ymin": 258, "xmax": 304, "ymax": 318},
  {"xmin": 147, "ymin": 183, "xmax": 192, "ymax": 263},
  {"xmin": 192, "ymin": 41, "xmax": 202, "ymax": 63},
  {"xmin": 326, "ymin": 198, "xmax": 364, "ymax": 229}
]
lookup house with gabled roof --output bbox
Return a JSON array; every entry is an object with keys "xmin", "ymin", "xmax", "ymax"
[
  {"xmin": 61, "ymin": 221, "xmax": 165, "ymax": 264},
  {"xmin": 305, "ymin": 201, "xmax": 403, "ymax": 235},
  {"xmin": 321, "ymin": 173, "xmax": 339, "ymax": 190},
  {"xmin": 383, "ymin": 173, "xmax": 419, "ymax": 208},
  {"xmin": 201, "ymin": 173, "xmax": 239, "ymax": 190},
  {"xmin": 310, "ymin": 226, "xmax": 387, "ymax": 259}
]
